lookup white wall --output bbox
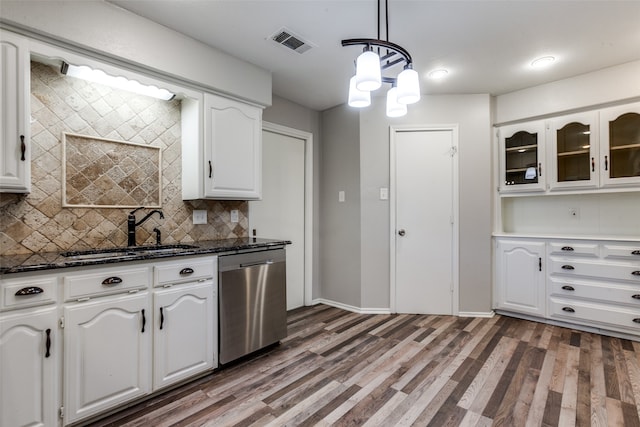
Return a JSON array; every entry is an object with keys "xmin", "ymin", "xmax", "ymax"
[
  {"xmin": 495, "ymin": 60, "xmax": 640, "ymax": 124},
  {"xmin": 0, "ymin": 0, "xmax": 271, "ymax": 106}
]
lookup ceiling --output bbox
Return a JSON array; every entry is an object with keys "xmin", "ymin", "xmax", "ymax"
[{"xmin": 107, "ymin": 1, "xmax": 640, "ymax": 112}]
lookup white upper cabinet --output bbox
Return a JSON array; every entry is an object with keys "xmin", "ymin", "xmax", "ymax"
[
  {"xmin": 0, "ymin": 30, "xmax": 31, "ymax": 193},
  {"xmin": 599, "ymin": 102, "xmax": 640, "ymax": 188},
  {"xmin": 498, "ymin": 120, "xmax": 546, "ymax": 193},
  {"xmin": 547, "ymin": 111, "xmax": 599, "ymax": 191},
  {"xmin": 182, "ymin": 93, "xmax": 262, "ymax": 201}
]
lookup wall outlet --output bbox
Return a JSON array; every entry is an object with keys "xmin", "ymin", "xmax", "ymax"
[
  {"xmin": 193, "ymin": 210, "xmax": 207, "ymax": 224},
  {"xmin": 230, "ymin": 209, "xmax": 239, "ymax": 223},
  {"xmin": 338, "ymin": 190, "xmax": 345, "ymax": 202},
  {"xmin": 380, "ymin": 187, "xmax": 389, "ymax": 200},
  {"xmin": 568, "ymin": 207, "xmax": 580, "ymax": 219}
]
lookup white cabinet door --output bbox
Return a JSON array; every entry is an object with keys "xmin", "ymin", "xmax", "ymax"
[
  {"xmin": 599, "ymin": 102, "xmax": 640, "ymax": 188},
  {"xmin": 495, "ymin": 239, "xmax": 546, "ymax": 316},
  {"xmin": 547, "ymin": 111, "xmax": 599, "ymax": 191},
  {"xmin": 153, "ymin": 281, "xmax": 216, "ymax": 390},
  {"xmin": 498, "ymin": 121, "xmax": 546, "ymax": 193},
  {"xmin": 64, "ymin": 292, "xmax": 151, "ymax": 424},
  {"xmin": 203, "ymin": 93, "xmax": 262, "ymax": 200},
  {"xmin": 0, "ymin": 30, "xmax": 30, "ymax": 193},
  {"xmin": 0, "ymin": 306, "xmax": 58, "ymax": 427}
]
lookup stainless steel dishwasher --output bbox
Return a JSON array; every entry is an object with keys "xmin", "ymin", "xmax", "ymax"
[{"xmin": 218, "ymin": 248, "xmax": 287, "ymax": 364}]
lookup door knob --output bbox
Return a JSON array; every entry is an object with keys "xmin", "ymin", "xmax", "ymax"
[{"xmin": 398, "ymin": 229, "xmax": 406, "ymax": 236}]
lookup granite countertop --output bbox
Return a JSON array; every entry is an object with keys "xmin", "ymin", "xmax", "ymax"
[{"xmin": 0, "ymin": 238, "xmax": 291, "ymax": 275}]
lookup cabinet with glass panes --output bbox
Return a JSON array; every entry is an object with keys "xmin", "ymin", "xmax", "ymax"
[
  {"xmin": 600, "ymin": 102, "xmax": 640, "ymax": 187},
  {"xmin": 498, "ymin": 120, "xmax": 546, "ymax": 193}
]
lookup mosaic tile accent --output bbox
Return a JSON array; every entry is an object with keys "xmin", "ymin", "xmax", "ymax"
[
  {"xmin": 63, "ymin": 133, "xmax": 161, "ymax": 207},
  {"xmin": 0, "ymin": 62, "xmax": 248, "ymax": 256}
]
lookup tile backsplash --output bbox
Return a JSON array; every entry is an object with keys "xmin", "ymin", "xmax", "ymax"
[{"xmin": 0, "ymin": 62, "xmax": 247, "ymax": 256}]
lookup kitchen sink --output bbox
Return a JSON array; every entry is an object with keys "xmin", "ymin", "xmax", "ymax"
[{"xmin": 62, "ymin": 244, "xmax": 199, "ymax": 261}]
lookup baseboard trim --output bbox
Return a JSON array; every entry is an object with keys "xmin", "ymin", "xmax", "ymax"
[
  {"xmin": 458, "ymin": 311, "xmax": 495, "ymax": 318},
  {"xmin": 312, "ymin": 298, "xmax": 392, "ymax": 315}
]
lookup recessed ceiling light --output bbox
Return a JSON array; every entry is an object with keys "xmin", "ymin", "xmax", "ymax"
[
  {"xmin": 428, "ymin": 69, "xmax": 449, "ymax": 79},
  {"xmin": 530, "ymin": 56, "xmax": 555, "ymax": 69}
]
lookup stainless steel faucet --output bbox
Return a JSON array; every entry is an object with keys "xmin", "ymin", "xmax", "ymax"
[{"xmin": 127, "ymin": 208, "xmax": 164, "ymax": 246}]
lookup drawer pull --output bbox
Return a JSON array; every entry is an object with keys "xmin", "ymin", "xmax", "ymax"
[
  {"xmin": 102, "ymin": 277, "xmax": 123, "ymax": 286},
  {"xmin": 562, "ymin": 307, "xmax": 575, "ymax": 313},
  {"xmin": 15, "ymin": 286, "xmax": 44, "ymax": 296},
  {"xmin": 561, "ymin": 246, "xmax": 574, "ymax": 251},
  {"xmin": 561, "ymin": 265, "xmax": 575, "ymax": 270},
  {"xmin": 561, "ymin": 285, "xmax": 575, "ymax": 291},
  {"xmin": 633, "ymin": 271, "xmax": 640, "ymax": 277},
  {"xmin": 632, "ymin": 250, "xmax": 640, "ymax": 256},
  {"xmin": 633, "ymin": 318, "xmax": 640, "ymax": 324},
  {"xmin": 179, "ymin": 267, "xmax": 194, "ymax": 275},
  {"xmin": 632, "ymin": 295, "xmax": 640, "ymax": 300},
  {"xmin": 45, "ymin": 329, "xmax": 51, "ymax": 358}
]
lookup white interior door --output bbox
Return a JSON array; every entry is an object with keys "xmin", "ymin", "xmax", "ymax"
[
  {"xmin": 392, "ymin": 127, "xmax": 457, "ymax": 314},
  {"xmin": 249, "ymin": 128, "xmax": 305, "ymax": 310}
]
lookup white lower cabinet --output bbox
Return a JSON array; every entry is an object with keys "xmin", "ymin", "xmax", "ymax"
[
  {"xmin": 63, "ymin": 291, "xmax": 151, "ymax": 424},
  {"xmin": 495, "ymin": 237, "xmax": 640, "ymax": 337},
  {"xmin": 153, "ymin": 281, "xmax": 215, "ymax": 389},
  {"xmin": 494, "ymin": 239, "xmax": 546, "ymax": 317},
  {"xmin": 0, "ymin": 306, "xmax": 59, "ymax": 427}
]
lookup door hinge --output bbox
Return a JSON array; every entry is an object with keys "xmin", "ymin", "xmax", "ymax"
[
  {"xmin": 449, "ymin": 146, "xmax": 458, "ymax": 157},
  {"xmin": 59, "ymin": 406, "xmax": 64, "ymax": 419},
  {"xmin": 59, "ymin": 317, "xmax": 64, "ymax": 329}
]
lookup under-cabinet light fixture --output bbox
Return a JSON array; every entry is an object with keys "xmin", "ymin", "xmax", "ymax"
[
  {"xmin": 342, "ymin": 0, "xmax": 420, "ymax": 117},
  {"xmin": 61, "ymin": 62, "xmax": 175, "ymax": 101}
]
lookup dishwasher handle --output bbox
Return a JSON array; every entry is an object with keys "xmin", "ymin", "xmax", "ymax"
[{"xmin": 240, "ymin": 260, "xmax": 274, "ymax": 268}]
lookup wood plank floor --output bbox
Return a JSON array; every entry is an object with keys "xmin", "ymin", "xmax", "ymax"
[{"xmin": 93, "ymin": 304, "xmax": 640, "ymax": 427}]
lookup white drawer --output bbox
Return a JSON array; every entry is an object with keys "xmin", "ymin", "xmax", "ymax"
[
  {"xmin": 603, "ymin": 244, "xmax": 640, "ymax": 261},
  {"xmin": 63, "ymin": 265, "xmax": 150, "ymax": 301},
  {"xmin": 548, "ymin": 277, "xmax": 640, "ymax": 307},
  {"xmin": 549, "ymin": 297, "xmax": 640, "ymax": 334},
  {"xmin": 1, "ymin": 275, "xmax": 58, "ymax": 311},
  {"xmin": 154, "ymin": 256, "xmax": 216, "ymax": 286},
  {"xmin": 548, "ymin": 242, "xmax": 599, "ymax": 258},
  {"xmin": 549, "ymin": 258, "xmax": 640, "ymax": 282}
]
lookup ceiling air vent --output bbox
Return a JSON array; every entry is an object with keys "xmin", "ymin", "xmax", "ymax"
[{"xmin": 269, "ymin": 27, "xmax": 314, "ymax": 54}]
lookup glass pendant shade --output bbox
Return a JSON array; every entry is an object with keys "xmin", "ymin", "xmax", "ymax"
[
  {"xmin": 386, "ymin": 87, "xmax": 407, "ymax": 117},
  {"xmin": 348, "ymin": 76, "xmax": 371, "ymax": 108},
  {"xmin": 396, "ymin": 68, "xmax": 420, "ymax": 104},
  {"xmin": 355, "ymin": 50, "xmax": 382, "ymax": 92}
]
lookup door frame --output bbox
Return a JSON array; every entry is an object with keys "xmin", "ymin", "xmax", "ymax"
[
  {"xmin": 255, "ymin": 121, "xmax": 314, "ymax": 306},
  {"xmin": 389, "ymin": 124, "xmax": 460, "ymax": 315}
]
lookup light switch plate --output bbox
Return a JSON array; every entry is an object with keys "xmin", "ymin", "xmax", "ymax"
[
  {"xmin": 338, "ymin": 190, "xmax": 345, "ymax": 202},
  {"xmin": 380, "ymin": 187, "xmax": 389, "ymax": 200},
  {"xmin": 230, "ymin": 209, "xmax": 239, "ymax": 223},
  {"xmin": 193, "ymin": 210, "xmax": 207, "ymax": 224}
]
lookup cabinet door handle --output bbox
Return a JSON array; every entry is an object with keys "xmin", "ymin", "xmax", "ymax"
[
  {"xmin": 632, "ymin": 250, "xmax": 640, "ymax": 256},
  {"xmin": 633, "ymin": 318, "xmax": 640, "ymax": 324},
  {"xmin": 141, "ymin": 309, "xmax": 146, "ymax": 333},
  {"xmin": 20, "ymin": 135, "xmax": 26, "ymax": 161},
  {"xmin": 209, "ymin": 160, "xmax": 213, "ymax": 178},
  {"xmin": 562, "ymin": 285, "xmax": 575, "ymax": 291},
  {"xmin": 538, "ymin": 257, "xmax": 542, "ymax": 272},
  {"xmin": 538, "ymin": 163, "xmax": 542, "ymax": 177},
  {"xmin": 561, "ymin": 246, "xmax": 574, "ymax": 252},
  {"xmin": 102, "ymin": 277, "xmax": 123, "ymax": 286},
  {"xmin": 45, "ymin": 328, "xmax": 51, "ymax": 358},
  {"xmin": 15, "ymin": 286, "xmax": 44, "ymax": 296},
  {"xmin": 179, "ymin": 267, "xmax": 194, "ymax": 275},
  {"xmin": 159, "ymin": 307, "xmax": 164, "ymax": 330},
  {"xmin": 604, "ymin": 155, "xmax": 608, "ymax": 171},
  {"xmin": 562, "ymin": 307, "xmax": 575, "ymax": 313},
  {"xmin": 632, "ymin": 271, "xmax": 640, "ymax": 276},
  {"xmin": 632, "ymin": 295, "xmax": 640, "ymax": 300},
  {"xmin": 561, "ymin": 265, "xmax": 575, "ymax": 270},
  {"xmin": 591, "ymin": 157, "xmax": 595, "ymax": 172}
]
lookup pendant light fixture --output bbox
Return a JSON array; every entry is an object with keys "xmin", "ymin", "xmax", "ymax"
[{"xmin": 342, "ymin": 0, "xmax": 420, "ymax": 117}]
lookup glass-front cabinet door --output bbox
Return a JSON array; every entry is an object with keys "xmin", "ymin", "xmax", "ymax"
[
  {"xmin": 548, "ymin": 112, "xmax": 598, "ymax": 190},
  {"xmin": 498, "ymin": 121, "xmax": 545, "ymax": 193},
  {"xmin": 600, "ymin": 102, "xmax": 640, "ymax": 187}
]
